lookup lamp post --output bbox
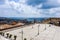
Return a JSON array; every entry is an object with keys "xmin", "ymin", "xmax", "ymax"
[
  {"xmin": 19, "ymin": 27, "xmax": 24, "ymax": 40},
  {"xmin": 21, "ymin": 29, "xmax": 23, "ymax": 40},
  {"xmin": 37, "ymin": 24, "xmax": 40, "ymax": 35},
  {"xmin": 44, "ymin": 24, "xmax": 46, "ymax": 30}
]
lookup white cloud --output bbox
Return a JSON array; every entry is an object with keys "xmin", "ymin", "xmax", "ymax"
[
  {"xmin": 44, "ymin": 0, "xmax": 60, "ymax": 7},
  {"xmin": 0, "ymin": 0, "xmax": 42, "ymax": 18},
  {"xmin": 0, "ymin": 0, "xmax": 11, "ymax": 8},
  {"xmin": 8, "ymin": 0, "xmax": 43, "ymax": 17},
  {"xmin": 40, "ymin": 7, "xmax": 60, "ymax": 17},
  {"xmin": 0, "ymin": 0, "xmax": 60, "ymax": 18}
]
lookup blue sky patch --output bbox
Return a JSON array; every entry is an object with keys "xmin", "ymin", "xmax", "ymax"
[
  {"xmin": 9, "ymin": 0, "xmax": 19, "ymax": 2},
  {"xmin": 0, "ymin": 0, "xmax": 5, "ymax": 5},
  {"xmin": 27, "ymin": 0, "xmax": 46, "ymax": 6}
]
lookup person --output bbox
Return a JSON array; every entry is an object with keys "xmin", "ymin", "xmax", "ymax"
[
  {"xmin": 6, "ymin": 33, "xmax": 9, "ymax": 38},
  {"xmin": 2, "ymin": 32, "xmax": 4, "ymax": 36},
  {"xmin": 9, "ymin": 34, "xmax": 12, "ymax": 38},
  {"xmin": 49, "ymin": 24, "xmax": 51, "ymax": 27},
  {"xmin": 24, "ymin": 38, "xmax": 27, "ymax": 40},
  {"xmin": 0, "ymin": 32, "xmax": 2, "ymax": 35},
  {"xmin": 14, "ymin": 35, "xmax": 17, "ymax": 40},
  {"xmin": 59, "ymin": 21, "xmax": 60, "ymax": 26}
]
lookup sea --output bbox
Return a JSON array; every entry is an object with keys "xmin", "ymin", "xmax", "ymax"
[
  {"xmin": 9, "ymin": 17, "xmax": 48, "ymax": 22},
  {"xmin": 0, "ymin": 17, "xmax": 48, "ymax": 22}
]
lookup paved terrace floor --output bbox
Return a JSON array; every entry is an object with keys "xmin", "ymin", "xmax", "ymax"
[
  {"xmin": 0, "ymin": 35, "xmax": 10, "ymax": 40},
  {"xmin": 0, "ymin": 24, "xmax": 60, "ymax": 40}
]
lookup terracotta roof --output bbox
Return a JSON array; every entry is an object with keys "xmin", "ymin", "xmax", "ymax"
[{"xmin": 0, "ymin": 23, "xmax": 24, "ymax": 31}]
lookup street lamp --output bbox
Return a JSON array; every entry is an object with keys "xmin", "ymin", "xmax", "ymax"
[
  {"xmin": 37, "ymin": 24, "xmax": 40, "ymax": 35},
  {"xmin": 21, "ymin": 29, "xmax": 23, "ymax": 40},
  {"xmin": 19, "ymin": 27, "xmax": 24, "ymax": 40}
]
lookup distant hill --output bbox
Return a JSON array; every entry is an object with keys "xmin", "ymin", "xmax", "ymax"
[{"xmin": 0, "ymin": 17, "xmax": 48, "ymax": 24}]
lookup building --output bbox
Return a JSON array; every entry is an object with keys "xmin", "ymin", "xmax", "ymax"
[{"xmin": 42, "ymin": 18, "xmax": 60, "ymax": 26}]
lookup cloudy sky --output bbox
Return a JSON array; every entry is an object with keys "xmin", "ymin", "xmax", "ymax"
[{"xmin": 0, "ymin": 0, "xmax": 60, "ymax": 18}]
